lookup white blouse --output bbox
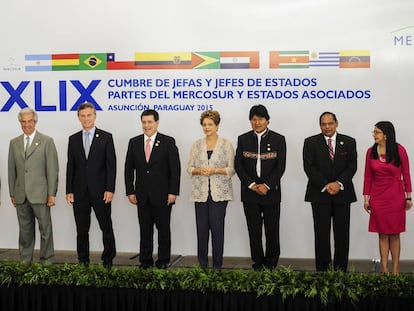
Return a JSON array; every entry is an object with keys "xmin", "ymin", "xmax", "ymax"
[{"xmin": 187, "ymin": 136, "xmax": 235, "ymax": 202}]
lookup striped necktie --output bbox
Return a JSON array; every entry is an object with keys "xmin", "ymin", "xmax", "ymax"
[
  {"xmin": 327, "ymin": 138, "xmax": 334, "ymax": 161},
  {"xmin": 25, "ymin": 136, "xmax": 30, "ymax": 158}
]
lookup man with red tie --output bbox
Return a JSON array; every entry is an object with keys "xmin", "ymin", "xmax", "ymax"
[
  {"xmin": 125, "ymin": 109, "xmax": 181, "ymax": 269},
  {"xmin": 303, "ymin": 111, "xmax": 357, "ymax": 272}
]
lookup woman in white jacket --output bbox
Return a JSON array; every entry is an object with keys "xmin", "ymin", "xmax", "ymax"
[{"xmin": 187, "ymin": 110, "xmax": 235, "ymax": 269}]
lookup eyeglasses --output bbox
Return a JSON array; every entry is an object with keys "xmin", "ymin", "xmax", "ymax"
[{"xmin": 371, "ymin": 130, "xmax": 383, "ymax": 135}]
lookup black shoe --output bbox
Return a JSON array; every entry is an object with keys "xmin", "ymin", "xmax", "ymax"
[
  {"xmin": 139, "ymin": 264, "xmax": 152, "ymax": 269},
  {"xmin": 155, "ymin": 263, "xmax": 168, "ymax": 269},
  {"xmin": 79, "ymin": 260, "xmax": 89, "ymax": 267},
  {"xmin": 103, "ymin": 261, "xmax": 113, "ymax": 269},
  {"xmin": 252, "ymin": 263, "xmax": 265, "ymax": 271}
]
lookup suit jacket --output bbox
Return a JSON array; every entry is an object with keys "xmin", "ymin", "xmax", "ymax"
[
  {"xmin": 303, "ymin": 133, "xmax": 357, "ymax": 204},
  {"xmin": 8, "ymin": 131, "xmax": 59, "ymax": 204},
  {"xmin": 66, "ymin": 128, "xmax": 116, "ymax": 200},
  {"xmin": 235, "ymin": 129, "xmax": 286, "ymax": 204},
  {"xmin": 124, "ymin": 132, "xmax": 181, "ymax": 207}
]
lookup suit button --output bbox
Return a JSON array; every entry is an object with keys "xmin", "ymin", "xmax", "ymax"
[{"xmin": 146, "ymin": 170, "xmax": 150, "ymax": 174}]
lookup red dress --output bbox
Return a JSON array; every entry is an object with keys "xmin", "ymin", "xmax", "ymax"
[{"xmin": 363, "ymin": 144, "xmax": 412, "ymax": 234}]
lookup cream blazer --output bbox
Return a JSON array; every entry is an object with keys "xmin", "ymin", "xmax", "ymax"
[{"xmin": 187, "ymin": 136, "xmax": 235, "ymax": 202}]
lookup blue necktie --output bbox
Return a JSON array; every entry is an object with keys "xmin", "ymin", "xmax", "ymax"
[{"xmin": 84, "ymin": 132, "xmax": 91, "ymax": 158}]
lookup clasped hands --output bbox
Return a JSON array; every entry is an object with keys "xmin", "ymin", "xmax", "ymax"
[
  {"xmin": 251, "ymin": 183, "xmax": 269, "ymax": 196},
  {"xmin": 199, "ymin": 167, "xmax": 217, "ymax": 177},
  {"xmin": 326, "ymin": 182, "xmax": 340, "ymax": 195}
]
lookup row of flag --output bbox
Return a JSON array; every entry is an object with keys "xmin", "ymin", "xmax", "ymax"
[
  {"xmin": 24, "ymin": 52, "xmax": 259, "ymax": 72},
  {"xmin": 24, "ymin": 50, "xmax": 370, "ymax": 72},
  {"xmin": 269, "ymin": 50, "xmax": 370, "ymax": 68}
]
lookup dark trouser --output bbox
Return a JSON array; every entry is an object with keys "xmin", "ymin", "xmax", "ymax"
[
  {"xmin": 311, "ymin": 202, "xmax": 350, "ymax": 272},
  {"xmin": 73, "ymin": 193, "xmax": 116, "ymax": 264},
  {"xmin": 195, "ymin": 196, "xmax": 228, "ymax": 269},
  {"xmin": 243, "ymin": 202, "xmax": 280, "ymax": 269},
  {"xmin": 137, "ymin": 203, "xmax": 172, "ymax": 267}
]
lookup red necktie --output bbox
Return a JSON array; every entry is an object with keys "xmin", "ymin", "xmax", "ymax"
[
  {"xmin": 327, "ymin": 138, "xmax": 334, "ymax": 161},
  {"xmin": 145, "ymin": 138, "xmax": 151, "ymax": 162}
]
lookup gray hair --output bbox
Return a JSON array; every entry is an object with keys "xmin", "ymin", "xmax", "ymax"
[{"xmin": 18, "ymin": 108, "xmax": 38, "ymax": 123}]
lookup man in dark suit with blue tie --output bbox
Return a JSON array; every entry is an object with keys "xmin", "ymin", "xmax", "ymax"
[
  {"xmin": 235, "ymin": 105, "xmax": 286, "ymax": 270},
  {"xmin": 303, "ymin": 111, "xmax": 357, "ymax": 272},
  {"xmin": 125, "ymin": 109, "xmax": 181, "ymax": 269},
  {"xmin": 66, "ymin": 102, "xmax": 117, "ymax": 268}
]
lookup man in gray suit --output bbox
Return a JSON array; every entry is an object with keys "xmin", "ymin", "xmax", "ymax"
[{"xmin": 8, "ymin": 108, "xmax": 59, "ymax": 264}]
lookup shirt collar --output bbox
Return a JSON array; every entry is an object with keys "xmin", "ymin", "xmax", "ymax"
[
  {"xmin": 24, "ymin": 130, "xmax": 36, "ymax": 140},
  {"xmin": 255, "ymin": 128, "xmax": 269, "ymax": 139},
  {"xmin": 83, "ymin": 127, "xmax": 96, "ymax": 137},
  {"xmin": 324, "ymin": 132, "xmax": 337, "ymax": 142},
  {"xmin": 144, "ymin": 132, "xmax": 157, "ymax": 141}
]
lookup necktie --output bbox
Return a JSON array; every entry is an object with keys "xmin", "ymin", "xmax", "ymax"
[
  {"xmin": 145, "ymin": 138, "xmax": 151, "ymax": 162},
  {"xmin": 84, "ymin": 131, "xmax": 91, "ymax": 158},
  {"xmin": 327, "ymin": 138, "xmax": 334, "ymax": 161},
  {"xmin": 25, "ymin": 136, "xmax": 30, "ymax": 158}
]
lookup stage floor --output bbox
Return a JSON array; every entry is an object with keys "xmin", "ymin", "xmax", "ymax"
[{"xmin": 0, "ymin": 248, "xmax": 413, "ymax": 273}]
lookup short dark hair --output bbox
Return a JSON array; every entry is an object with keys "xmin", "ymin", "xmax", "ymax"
[
  {"xmin": 141, "ymin": 109, "xmax": 159, "ymax": 121},
  {"xmin": 77, "ymin": 102, "xmax": 96, "ymax": 116},
  {"xmin": 319, "ymin": 111, "xmax": 337, "ymax": 124},
  {"xmin": 249, "ymin": 105, "xmax": 270, "ymax": 121}
]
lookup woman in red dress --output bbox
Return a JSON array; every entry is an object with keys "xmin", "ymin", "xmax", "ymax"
[{"xmin": 363, "ymin": 121, "xmax": 412, "ymax": 274}]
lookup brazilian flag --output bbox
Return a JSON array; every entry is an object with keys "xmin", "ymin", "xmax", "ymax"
[{"xmin": 79, "ymin": 53, "xmax": 107, "ymax": 70}]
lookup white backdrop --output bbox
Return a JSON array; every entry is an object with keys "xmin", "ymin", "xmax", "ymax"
[{"xmin": 0, "ymin": 0, "xmax": 413, "ymax": 260}]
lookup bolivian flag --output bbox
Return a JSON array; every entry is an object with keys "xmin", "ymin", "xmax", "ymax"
[{"xmin": 52, "ymin": 54, "xmax": 79, "ymax": 71}]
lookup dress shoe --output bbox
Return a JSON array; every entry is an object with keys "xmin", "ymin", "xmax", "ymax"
[
  {"xmin": 103, "ymin": 261, "xmax": 113, "ymax": 269},
  {"xmin": 252, "ymin": 263, "xmax": 265, "ymax": 271},
  {"xmin": 155, "ymin": 263, "xmax": 168, "ymax": 269},
  {"xmin": 78, "ymin": 260, "xmax": 90, "ymax": 267},
  {"xmin": 139, "ymin": 264, "xmax": 152, "ymax": 269}
]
